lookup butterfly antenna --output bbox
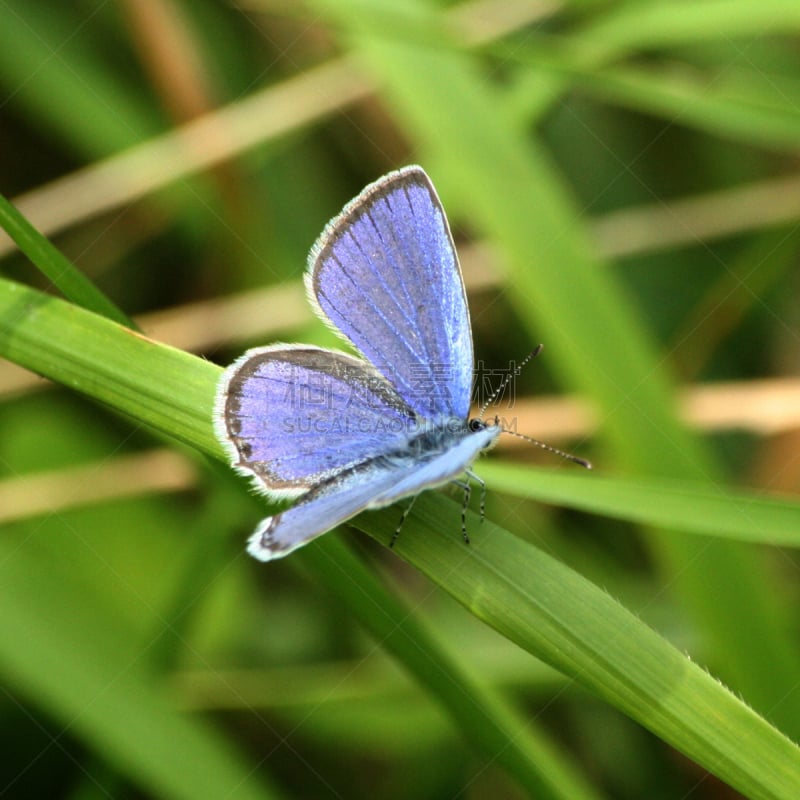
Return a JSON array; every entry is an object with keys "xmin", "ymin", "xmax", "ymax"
[
  {"xmin": 479, "ymin": 344, "xmax": 543, "ymax": 419},
  {"xmin": 501, "ymin": 427, "xmax": 593, "ymax": 469}
]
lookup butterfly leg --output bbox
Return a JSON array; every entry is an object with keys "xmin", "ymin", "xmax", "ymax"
[
  {"xmin": 390, "ymin": 495, "xmax": 418, "ymax": 549},
  {"xmin": 451, "ymin": 479, "xmax": 472, "ymax": 544},
  {"xmin": 465, "ymin": 469, "xmax": 487, "ymax": 523}
]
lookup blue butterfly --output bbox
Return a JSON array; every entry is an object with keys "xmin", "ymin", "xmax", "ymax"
[{"xmin": 215, "ymin": 166, "xmax": 587, "ymax": 560}]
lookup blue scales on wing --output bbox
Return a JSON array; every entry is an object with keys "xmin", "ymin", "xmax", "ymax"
[
  {"xmin": 216, "ymin": 345, "xmax": 417, "ymax": 497},
  {"xmin": 247, "ymin": 420, "xmax": 499, "ymax": 560},
  {"xmin": 307, "ymin": 166, "xmax": 474, "ymax": 422}
]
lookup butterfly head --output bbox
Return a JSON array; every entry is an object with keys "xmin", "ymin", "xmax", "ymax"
[
  {"xmin": 466, "ymin": 416, "xmax": 502, "ymax": 451},
  {"xmin": 474, "ymin": 347, "xmax": 592, "ymax": 469}
]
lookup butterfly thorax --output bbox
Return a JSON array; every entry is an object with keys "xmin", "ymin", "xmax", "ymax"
[{"xmin": 377, "ymin": 416, "xmax": 500, "ymax": 468}]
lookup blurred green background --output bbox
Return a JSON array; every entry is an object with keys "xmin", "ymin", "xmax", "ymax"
[{"xmin": 1, "ymin": 1, "xmax": 800, "ymax": 798}]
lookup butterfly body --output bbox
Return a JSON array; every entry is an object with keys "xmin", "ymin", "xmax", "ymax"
[
  {"xmin": 216, "ymin": 166, "xmax": 500, "ymax": 560},
  {"xmin": 244, "ymin": 416, "xmax": 500, "ymax": 560}
]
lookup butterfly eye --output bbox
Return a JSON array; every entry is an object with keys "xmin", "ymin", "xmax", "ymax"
[{"xmin": 468, "ymin": 419, "xmax": 485, "ymax": 432}]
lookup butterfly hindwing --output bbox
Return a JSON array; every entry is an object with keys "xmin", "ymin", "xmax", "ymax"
[{"xmin": 216, "ymin": 344, "xmax": 416, "ymax": 498}]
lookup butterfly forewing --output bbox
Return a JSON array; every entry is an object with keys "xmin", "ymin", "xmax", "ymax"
[{"xmin": 307, "ymin": 166, "xmax": 473, "ymax": 421}]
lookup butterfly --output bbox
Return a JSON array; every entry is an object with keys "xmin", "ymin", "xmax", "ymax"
[{"xmin": 215, "ymin": 166, "xmax": 588, "ymax": 560}]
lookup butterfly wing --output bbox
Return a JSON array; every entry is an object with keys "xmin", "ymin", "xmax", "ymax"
[
  {"xmin": 215, "ymin": 344, "xmax": 417, "ymax": 498},
  {"xmin": 307, "ymin": 166, "xmax": 473, "ymax": 421},
  {"xmin": 247, "ymin": 422, "xmax": 499, "ymax": 560}
]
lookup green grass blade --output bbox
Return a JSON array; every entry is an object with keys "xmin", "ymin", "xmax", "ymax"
[
  {"xmin": 496, "ymin": 0, "xmax": 800, "ymax": 129},
  {"xmin": 480, "ymin": 462, "xmax": 800, "ymax": 545},
  {"xmin": 0, "ymin": 1, "xmax": 161, "ymax": 156},
  {"xmin": 502, "ymin": 44, "xmax": 800, "ymax": 152},
  {"xmin": 355, "ymin": 496, "xmax": 800, "ymax": 800},
  {"xmin": 297, "ymin": 536, "xmax": 605, "ymax": 800},
  {"xmin": 0, "ymin": 276, "xmax": 219, "ymax": 456},
  {"xmin": 0, "ymin": 538, "xmax": 279, "ymax": 800},
  {"xmin": 0, "ymin": 194, "xmax": 134, "ymax": 327},
  {"xmin": 582, "ymin": 0, "xmax": 800, "ymax": 52}
]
